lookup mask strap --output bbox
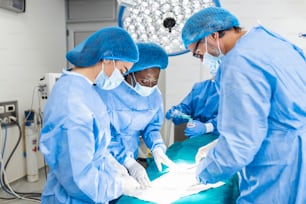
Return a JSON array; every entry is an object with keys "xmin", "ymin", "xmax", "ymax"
[
  {"xmin": 112, "ymin": 60, "xmax": 116, "ymax": 72},
  {"xmin": 205, "ymin": 38, "xmax": 208, "ymax": 54},
  {"xmin": 217, "ymin": 38, "xmax": 222, "ymax": 55},
  {"xmin": 131, "ymin": 73, "xmax": 137, "ymax": 87},
  {"xmin": 101, "ymin": 62, "xmax": 105, "ymax": 72}
]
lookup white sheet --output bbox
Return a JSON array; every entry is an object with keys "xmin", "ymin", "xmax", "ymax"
[{"xmin": 130, "ymin": 164, "xmax": 225, "ymax": 204}]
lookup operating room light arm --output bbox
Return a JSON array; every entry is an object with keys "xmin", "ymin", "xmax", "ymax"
[{"xmin": 117, "ymin": 0, "xmax": 136, "ymax": 7}]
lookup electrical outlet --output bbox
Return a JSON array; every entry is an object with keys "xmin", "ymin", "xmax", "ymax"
[
  {"xmin": 0, "ymin": 101, "xmax": 18, "ymax": 127},
  {"xmin": 5, "ymin": 104, "xmax": 15, "ymax": 112}
]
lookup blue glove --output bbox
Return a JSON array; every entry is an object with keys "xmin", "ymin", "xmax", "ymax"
[
  {"xmin": 184, "ymin": 120, "xmax": 207, "ymax": 138},
  {"xmin": 165, "ymin": 107, "xmax": 189, "ymax": 125}
]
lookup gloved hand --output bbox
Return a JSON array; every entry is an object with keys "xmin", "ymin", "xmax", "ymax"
[
  {"xmin": 121, "ymin": 175, "xmax": 141, "ymax": 197},
  {"xmin": 184, "ymin": 120, "xmax": 207, "ymax": 138},
  {"xmin": 195, "ymin": 139, "xmax": 219, "ymax": 164},
  {"xmin": 165, "ymin": 107, "xmax": 189, "ymax": 125},
  {"xmin": 108, "ymin": 154, "xmax": 129, "ymax": 176},
  {"xmin": 152, "ymin": 148, "xmax": 177, "ymax": 172},
  {"xmin": 124, "ymin": 158, "xmax": 151, "ymax": 189}
]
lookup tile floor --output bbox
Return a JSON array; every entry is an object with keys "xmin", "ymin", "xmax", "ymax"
[{"xmin": 0, "ymin": 168, "xmax": 47, "ymax": 204}]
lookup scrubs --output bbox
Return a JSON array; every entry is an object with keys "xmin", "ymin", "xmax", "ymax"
[
  {"xmin": 171, "ymin": 79, "xmax": 219, "ymax": 135},
  {"xmin": 197, "ymin": 25, "xmax": 306, "ymax": 203},
  {"xmin": 97, "ymin": 81, "xmax": 166, "ymax": 164},
  {"xmin": 40, "ymin": 70, "xmax": 123, "ymax": 203}
]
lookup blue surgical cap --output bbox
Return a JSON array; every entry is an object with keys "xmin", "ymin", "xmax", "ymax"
[
  {"xmin": 66, "ymin": 26, "xmax": 139, "ymax": 67},
  {"xmin": 182, "ymin": 7, "xmax": 239, "ymax": 48},
  {"xmin": 128, "ymin": 42, "xmax": 168, "ymax": 73}
]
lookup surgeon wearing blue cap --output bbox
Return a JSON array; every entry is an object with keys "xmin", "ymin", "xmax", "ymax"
[
  {"xmin": 97, "ymin": 42, "xmax": 176, "ymax": 189},
  {"xmin": 39, "ymin": 26, "xmax": 141, "ymax": 203},
  {"xmin": 182, "ymin": 7, "xmax": 306, "ymax": 204}
]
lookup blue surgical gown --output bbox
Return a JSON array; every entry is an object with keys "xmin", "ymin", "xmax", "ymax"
[
  {"xmin": 40, "ymin": 70, "xmax": 123, "ymax": 203},
  {"xmin": 96, "ymin": 81, "xmax": 166, "ymax": 164},
  {"xmin": 197, "ymin": 25, "xmax": 306, "ymax": 204},
  {"xmin": 171, "ymin": 79, "xmax": 219, "ymax": 135}
]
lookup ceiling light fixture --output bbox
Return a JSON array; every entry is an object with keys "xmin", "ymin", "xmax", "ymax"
[{"xmin": 118, "ymin": 0, "xmax": 221, "ymax": 56}]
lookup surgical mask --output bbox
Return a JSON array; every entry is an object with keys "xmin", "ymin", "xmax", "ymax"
[
  {"xmin": 132, "ymin": 73, "xmax": 156, "ymax": 96},
  {"xmin": 134, "ymin": 82, "xmax": 157, "ymax": 96},
  {"xmin": 202, "ymin": 39, "xmax": 223, "ymax": 77},
  {"xmin": 95, "ymin": 62, "xmax": 124, "ymax": 90}
]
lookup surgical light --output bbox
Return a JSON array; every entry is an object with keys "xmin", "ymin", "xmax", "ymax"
[{"xmin": 118, "ymin": 0, "xmax": 221, "ymax": 56}]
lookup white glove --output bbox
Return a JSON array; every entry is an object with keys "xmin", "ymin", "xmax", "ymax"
[
  {"xmin": 108, "ymin": 154, "xmax": 129, "ymax": 176},
  {"xmin": 124, "ymin": 158, "xmax": 151, "ymax": 189},
  {"xmin": 152, "ymin": 148, "xmax": 176, "ymax": 172},
  {"xmin": 195, "ymin": 139, "xmax": 219, "ymax": 164},
  {"xmin": 121, "ymin": 175, "xmax": 141, "ymax": 197}
]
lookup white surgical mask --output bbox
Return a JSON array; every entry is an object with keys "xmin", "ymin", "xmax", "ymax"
[
  {"xmin": 134, "ymin": 82, "xmax": 156, "ymax": 96},
  {"xmin": 202, "ymin": 38, "xmax": 223, "ymax": 77},
  {"xmin": 95, "ymin": 61, "xmax": 124, "ymax": 90},
  {"xmin": 131, "ymin": 73, "xmax": 156, "ymax": 96}
]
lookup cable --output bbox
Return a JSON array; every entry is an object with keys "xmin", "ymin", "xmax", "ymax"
[
  {"xmin": 0, "ymin": 121, "xmax": 16, "ymax": 198},
  {"xmin": 0, "ymin": 120, "xmax": 41, "ymax": 201},
  {"xmin": 0, "ymin": 85, "xmax": 46, "ymax": 201}
]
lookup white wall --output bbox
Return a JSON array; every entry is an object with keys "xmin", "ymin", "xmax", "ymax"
[
  {"xmin": 0, "ymin": 0, "xmax": 66, "ymax": 182},
  {"xmin": 163, "ymin": 0, "xmax": 306, "ymax": 143},
  {"xmin": 220, "ymin": 0, "xmax": 306, "ymax": 50}
]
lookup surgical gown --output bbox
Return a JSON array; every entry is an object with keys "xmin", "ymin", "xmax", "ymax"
[
  {"xmin": 96, "ymin": 81, "xmax": 166, "ymax": 164},
  {"xmin": 171, "ymin": 79, "xmax": 219, "ymax": 135},
  {"xmin": 196, "ymin": 25, "xmax": 306, "ymax": 204},
  {"xmin": 40, "ymin": 70, "xmax": 123, "ymax": 203}
]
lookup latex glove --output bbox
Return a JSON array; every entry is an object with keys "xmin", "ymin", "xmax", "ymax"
[
  {"xmin": 195, "ymin": 139, "xmax": 219, "ymax": 164},
  {"xmin": 108, "ymin": 154, "xmax": 129, "ymax": 176},
  {"xmin": 152, "ymin": 148, "xmax": 177, "ymax": 172},
  {"xmin": 165, "ymin": 107, "xmax": 189, "ymax": 125},
  {"xmin": 184, "ymin": 120, "xmax": 207, "ymax": 138},
  {"xmin": 121, "ymin": 175, "xmax": 141, "ymax": 197},
  {"xmin": 124, "ymin": 158, "xmax": 151, "ymax": 189}
]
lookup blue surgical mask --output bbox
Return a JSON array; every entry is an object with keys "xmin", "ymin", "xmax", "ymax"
[
  {"xmin": 134, "ymin": 82, "xmax": 156, "ymax": 96},
  {"xmin": 95, "ymin": 62, "xmax": 124, "ymax": 90},
  {"xmin": 202, "ymin": 39, "xmax": 223, "ymax": 77}
]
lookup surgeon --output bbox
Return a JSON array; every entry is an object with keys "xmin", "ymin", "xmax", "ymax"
[
  {"xmin": 165, "ymin": 66, "xmax": 219, "ymax": 138},
  {"xmin": 182, "ymin": 6, "xmax": 306, "ymax": 203},
  {"xmin": 39, "ymin": 27, "xmax": 142, "ymax": 203},
  {"xmin": 97, "ymin": 42, "xmax": 176, "ymax": 189}
]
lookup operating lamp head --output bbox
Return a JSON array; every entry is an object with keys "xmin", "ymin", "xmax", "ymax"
[
  {"xmin": 163, "ymin": 17, "xmax": 176, "ymax": 33},
  {"xmin": 118, "ymin": 0, "xmax": 221, "ymax": 56}
]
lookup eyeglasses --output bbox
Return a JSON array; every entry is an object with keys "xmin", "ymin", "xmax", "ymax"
[
  {"xmin": 192, "ymin": 39, "xmax": 204, "ymax": 59},
  {"xmin": 138, "ymin": 78, "xmax": 158, "ymax": 87},
  {"xmin": 131, "ymin": 73, "xmax": 158, "ymax": 87}
]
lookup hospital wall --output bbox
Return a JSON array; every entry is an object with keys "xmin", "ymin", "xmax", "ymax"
[
  {"xmin": 0, "ymin": 0, "xmax": 66, "ymax": 183},
  {"xmin": 0, "ymin": 0, "xmax": 305, "ymax": 184}
]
